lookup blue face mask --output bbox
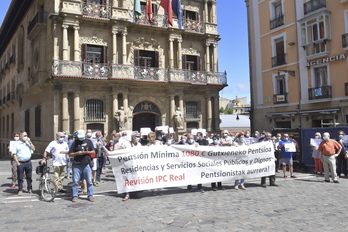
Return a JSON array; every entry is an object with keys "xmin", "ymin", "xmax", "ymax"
[
  {"xmin": 339, "ymin": 135, "xmax": 344, "ymax": 139},
  {"xmin": 322, "ymin": 136, "xmax": 327, "ymax": 141},
  {"xmin": 58, "ymin": 138, "xmax": 65, "ymax": 143},
  {"xmin": 284, "ymin": 138, "xmax": 288, "ymax": 141},
  {"xmin": 78, "ymin": 137, "xmax": 84, "ymax": 141},
  {"xmin": 240, "ymin": 138, "xmax": 245, "ymax": 142},
  {"xmin": 213, "ymin": 140, "xmax": 219, "ymax": 144}
]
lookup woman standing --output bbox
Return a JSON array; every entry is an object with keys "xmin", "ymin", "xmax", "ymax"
[
  {"xmin": 311, "ymin": 132, "xmax": 323, "ymax": 174},
  {"xmin": 336, "ymin": 131, "xmax": 348, "ymax": 178}
]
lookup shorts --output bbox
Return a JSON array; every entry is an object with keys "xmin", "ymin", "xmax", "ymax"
[
  {"xmin": 92, "ymin": 158, "xmax": 97, "ymax": 171},
  {"xmin": 280, "ymin": 158, "xmax": 293, "ymax": 166}
]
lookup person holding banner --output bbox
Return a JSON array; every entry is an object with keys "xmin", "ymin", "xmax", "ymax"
[
  {"xmin": 186, "ymin": 134, "xmax": 204, "ymax": 193},
  {"xmin": 335, "ymin": 131, "xmax": 348, "ymax": 178},
  {"xmin": 209, "ymin": 135, "xmax": 224, "ymax": 191},
  {"xmin": 233, "ymin": 133, "xmax": 247, "ymax": 190},
  {"xmin": 148, "ymin": 132, "xmax": 163, "ymax": 195},
  {"xmin": 310, "ymin": 132, "xmax": 323, "ymax": 174},
  {"xmin": 278, "ymin": 133, "xmax": 297, "ymax": 178},
  {"xmin": 261, "ymin": 132, "xmax": 278, "ymax": 188},
  {"xmin": 318, "ymin": 132, "xmax": 341, "ymax": 183}
]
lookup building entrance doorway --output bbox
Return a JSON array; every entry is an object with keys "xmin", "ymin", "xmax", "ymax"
[{"xmin": 132, "ymin": 101, "xmax": 161, "ymax": 132}]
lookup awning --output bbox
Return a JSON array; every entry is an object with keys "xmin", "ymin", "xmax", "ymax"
[
  {"xmin": 299, "ymin": 108, "xmax": 340, "ymax": 116},
  {"xmin": 265, "ymin": 111, "xmax": 298, "ymax": 117}
]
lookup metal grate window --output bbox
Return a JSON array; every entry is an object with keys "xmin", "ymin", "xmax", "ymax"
[
  {"xmin": 186, "ymin": 101, "xmax": 199, "ymax": 119},
  {"xmin": 85, "ymin": 99, "xmax": 105, "ymax": 121},
  {"xmin": 25, "ymin": 110, "xmax": 30, "ymax": 135},
  {"xmin": 35, "ymin": 106, "xmax": 41, "ymax": 137}
]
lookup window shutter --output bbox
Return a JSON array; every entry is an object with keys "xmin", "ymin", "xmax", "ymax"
[
  {"xmin": 195, "ymin": 12, "xmax": 199, "ymax": 21},
  {"xmin": 196, "ymin": 56, "xmax": 201, "ymax": 71},
  {"xmin": 103, "ymin": 46, "xmax": 108, "ymax": 63},
  {"xmin": 134, "ymin": 49, "xmax": 140, "ymax": 66},
  {"xmin": 81, "ymin": 44, "xmax": 87, "ymax": 62},
  {"xmin": 153, "ymin": 4, "xmax": 158, "ymax": 15},
  {"xmin": 101, "ymin": 0, "xmax": 106, "ymax": 5},
  {"xmin": 154, "ymin": 51, "xmax": 159, "ymax": 68},
  {"xmin": 182, "ymin": 55, "xmax": 187, "ymax": 70}
]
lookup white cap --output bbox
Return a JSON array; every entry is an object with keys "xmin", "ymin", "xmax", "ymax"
[
  {"xmin": 77, "ymin": 129, "xmax": 86, "ymax": 139},
  {"xmin": 223, "ymin": 130, "xmax": 229, "ymax": 134}
]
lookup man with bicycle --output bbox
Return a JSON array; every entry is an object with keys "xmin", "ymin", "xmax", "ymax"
[
  {"xmin": 11, "ymin": 131, "xmax": 35, "ymax": 195},
  {"xmin": 69, "ymin": 129, "xmax": 95, "ymax": 202},
  {"xmin": 42, "ymin": 132, "xmax": 69, "ymax": 193}
]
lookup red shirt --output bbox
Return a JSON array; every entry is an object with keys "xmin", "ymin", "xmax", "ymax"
[{"xmin": 318, "ymin": 139, "xmax": 341, "ymax": 155}]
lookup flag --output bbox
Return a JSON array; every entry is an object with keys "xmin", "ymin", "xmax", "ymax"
[
  {"xmin": 172, "ymin": 0, "xmax": 182, "ymax": 29},
  {"xmin": 160, "ymin": 0, "xmax": 173, "ymax": 26},
  {"xmin": 134, "ymin": 0, "xmax": 141, "ymax": 22},
  {"xmin": 146, "ymin": 0, "xmax": 153, "ymax": 23}
]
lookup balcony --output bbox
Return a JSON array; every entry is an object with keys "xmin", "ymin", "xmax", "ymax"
[
  {"xmin": 272, "ymin": 54, "xmax": 287, "ymax": 67},
  {"xmin": 52, "ymin": 60, "xmax": 227, "ymax": 85},
  {"xmin": 270, "ymin": 14, "xmax": 284, "ymax": 30},
  {"xmin": 343, "ymin": 33, "xmax": 348, "ymax": 50},
  {"xmin": 82, "ymin": 2, "xmax": 110, "ymax": 19},
  {"xmin": 131, "ymin": 10, "xmax": 169, "ymax": 28},
  {"xmin": 273, "ymin": 93, "xmax": 288, "ymax": 104},
  {"xmin": 183, "ymin": 19, "xmax": 205, "ymax": 33},
  {"xmin": 304, "ymin": 0, "xmax": 326, "ymax": 15},
  {"xmin": 27, "ymin": 11, "xmax": 48, "ymax": 35},
  {"xmin": 308, "ymin": 85, "xmax": 331, "ymax": 100}
]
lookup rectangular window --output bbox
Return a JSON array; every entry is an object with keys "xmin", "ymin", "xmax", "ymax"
[
  {"xmin": 85, "ymin": 99, "xmax": 105, "ymax": 121},
  {"xmin": 275, "ymin": 121, "xmax": 291, "ymax": 128},
  {"xmin": 270, "ymin": 1, "xmax": 284, "ymax": 29},
  {"xmin": 134, "ymin": 50, "xmax": 159, "ymax": 68},
  {"xmin": 272, "ymin": 37, "xmax": 286, "ymax": 66},
  {"xmin": 25, "ymin": 110, "xmax": 30, "ymax": 135},
  {"xmin": 186, "ymin": 101, "xmax": 199, "ymax": 119},
  {"xmin": 314, "ymin": 66, "xmax": 327, "ymax": 87},
  {"xmin": 81, "ymin": 44, "xmax": 108, "ymax": 63},
  {"xmin": 182, "ymin": 55, "xmax": 200, "ymax": 71},
  {"xmin": 11, "ymin": 113, "xmax": 14, "ymax": 135},
  {"xmin": 276, "ymin": 75, "xmax": 286, "ymax": 94},
  {"xmin": 35, "ymin": 106, "xmax": 41, "ymax": 137}
]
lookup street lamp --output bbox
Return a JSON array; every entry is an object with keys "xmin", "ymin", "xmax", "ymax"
[{"xmin": 236, "ymin": 114, "xmax": 240, "ymax": 121}]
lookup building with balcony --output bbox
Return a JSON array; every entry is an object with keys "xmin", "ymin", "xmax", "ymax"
[
  {"xmin": 246, "ymin": 0, "xmax": 348, "ymax": 132},
  {"xmin": 0, "ymin": 0, "xmax": 227, "ymax": 156}
]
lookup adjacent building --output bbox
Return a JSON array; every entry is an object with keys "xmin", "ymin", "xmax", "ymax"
[
  {"xmin": 0, "ymin": 0, "xmax": 227, "ymax": 157},
  {"xmin": 247, "ymin": 0, "xmax": 348, "ymax": 132}
]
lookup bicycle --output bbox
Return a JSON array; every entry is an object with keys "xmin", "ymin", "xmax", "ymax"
[{"xmin": 36, "ymin": 157, "xmax": 58, "ymax": 202}]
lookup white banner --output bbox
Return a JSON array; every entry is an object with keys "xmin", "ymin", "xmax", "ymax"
[{"xmin": 109, "ymin": 142, "xmax": 275, "ymax": 193}]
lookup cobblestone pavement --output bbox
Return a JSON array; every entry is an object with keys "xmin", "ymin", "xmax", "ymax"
[{"xmin": 1, "ymin": 158, "xmax": 347, "ymax": 232}]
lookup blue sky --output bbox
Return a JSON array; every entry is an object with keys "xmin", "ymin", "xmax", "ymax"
[{"xmin": 0, "ymin": 0, "xmax": 250, "ymax": 102}]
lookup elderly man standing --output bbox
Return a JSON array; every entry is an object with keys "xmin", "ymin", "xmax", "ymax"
[
  {"xmin": 11, "ymin": 131, "xmax": 35, "ymax": 195},
  {"xmin": 318, "ymin": 132, "xmax": 342, "ymax": 183},
  {"xmin": 69, "ymin": 129, "xmax": 95, "ymax": 202},
  {"xmin": 42, "ymin": 132, "xmax": 69, "ymax": 193}
]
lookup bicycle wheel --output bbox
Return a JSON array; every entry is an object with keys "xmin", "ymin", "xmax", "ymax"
[{"xmin": 41, "ymin": 179, "xmax": 58, "ymax": 202}]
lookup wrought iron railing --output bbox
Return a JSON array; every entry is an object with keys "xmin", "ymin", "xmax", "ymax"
[
  {"xmin": 132, "ymin": 11, "xmax": 169, "ymax": 28},
  {"xmin": 52, "ymin": 60, "xmax": 227, "ymax": 85},
  {"xmin": 82, "ymin": 2, "xmax": 110, "ymax": 19},
  {"xmin": 183, "ymin": 19, "xmax": 205, "ymax": 33},
  {"xmin": 272, "ymin": 53, "xmax": 287, "ymax": 67},
  {"xmin": 304, "ymin": 0, "xmax": 326, "ymax": 15},
  {"xmin": 273, "ymin": 93, "xmax": 288, "ymax": 104},
  {"xmin": 28, "ymin": 11, "xmax": 48, "ymax": 35},
  {"xmin": 343, "ymin": 33, "xmax": 348, "ymax": 49},
  {"xmin": 270, "ymin": 14, "xmax": 284, "ymax": 30},
  {"xmin": 308, "ymin": 85, "xmax": 331, "ymax": 100}
]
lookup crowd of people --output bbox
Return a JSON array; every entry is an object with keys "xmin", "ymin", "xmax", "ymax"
[{"xmin": 7, "ymin": 128, "xmax": 348, "ymax": 202}]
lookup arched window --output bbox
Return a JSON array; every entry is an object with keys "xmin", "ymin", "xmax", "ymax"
[{"xmin": 85, "ymin": 99, "xmax": 105, "ymax": 121}]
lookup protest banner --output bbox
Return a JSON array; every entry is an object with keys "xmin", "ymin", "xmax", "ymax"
[
  {"xmin": 108, "ymin": 142, "xmax": 275, "ymax": 193},
  {"xmin": 310, "ymin": 138, "xmax": 322, "ymax": 147}
]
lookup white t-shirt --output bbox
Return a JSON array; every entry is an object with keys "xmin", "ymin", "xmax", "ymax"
[{"xmin": 45, "ymin": 140, "xmax": 69, "ymax": 166}]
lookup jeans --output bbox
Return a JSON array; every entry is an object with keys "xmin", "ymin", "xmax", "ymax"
[
  {"xmin": 17, "ymin": 161, "xmax": 32, "ymax": 192},
  {"xmin": 72, "ymin": 164, "xmax": 93, "ymax": 199},
  {"xmin": 66, "ymin": 158, "xmax": 73, "ymax": 177},
  {"xmin": 336, "ymin": 155, "xmax": 347, "ymax": 176},
  {"xmin": 96, "ymin": 157, "xmax": 104, "ymax": 181},
  {"xmin": 235, "ymin": 179, "xmax": 245, "ymax": 186}
]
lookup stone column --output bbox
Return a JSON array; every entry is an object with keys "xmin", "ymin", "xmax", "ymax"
[
  {"xmin": 169, "ymin": 38, "xmax": 174, "ymax": 68},
  {"xmin": 213, "ymin": 95, "xmax": 220, "ymax": 131},
  {"xmin": 73, "ymin": 26, "xmax": 80, "ymax": 61},
  {"xmin": 213, "ymin": 42, "xmax": 218, "ymax": 72},
  {"xmin": 177, "ymin": 39, "xmax": 182, "ymax": 69},
  {"xmin": 123, "ymin": 92, "xmax": 129, "ymax": 129},
  {"xmin": 179, "ymin": 95, "xmax": 184, "ymax": 117},
  {"xmin": 113, "ymin": 93, "xmax": 118, "ymax": 130},
  {"xmin": 74, "ymin": 92, "xmax": 80, "ymax": 131},
  {"xmin": 112, "ymin": 29, "xmax": 118, "ymax": 64},
  {"xmin": 53, "ymin": 20, "xmax": 59, "ymax": 60},
  {"xmin": 170, "ymin": 95, "xmax": 175, "ymax": 127},
  {"xmin": 62, "ymin": 25, "xmax": 69, "ymax": 60},
  {"xmin": 206, "ymin": 42, "xmax": 210, "ymax": 72},
  {"xmin": 206, "ymin": 96, "xmax": 212, "ymax": 132},
  {"xmin": 212, "ymin": 1, "xmax": 217, "ymax": 24},
  {"xmin": 204, "ymin": 0, "xmax": 208, "ymax": 22},
  {"xmin": 62, "ymin": 92, "xmax": 69, "ymax": 133},
  {"xmin": 122, "ymin": 28, "xmax": 127, "ymax": 64}
]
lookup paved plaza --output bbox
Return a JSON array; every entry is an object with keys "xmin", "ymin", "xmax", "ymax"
[{"xmin": 0, "ymin": 158, "xmax": 347, "ymax": 232}]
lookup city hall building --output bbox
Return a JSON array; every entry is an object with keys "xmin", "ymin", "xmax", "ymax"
[
  {"xmin": 247, "ymin": 0, "xmax": 348, "ymax": 132},
  {"xmin": 0, "ymin": 0, "xmax": 226, "ymax": 156}
]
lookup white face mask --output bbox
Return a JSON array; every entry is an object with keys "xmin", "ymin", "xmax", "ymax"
[
  {"xmin": 22, "ymin": 136, "xmax": 28, "ymax": 142},
  {"xmin": 14, "ymin": 136, "xmax": 19, "ymax": 141}
]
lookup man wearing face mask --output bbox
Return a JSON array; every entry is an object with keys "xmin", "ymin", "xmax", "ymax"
[
  {"xmin": 9, "ymin": 133, "xmax": 20, "ymax": 189},
  {"xmin": 335, "ymin": 131, "xmax": 348, "ymax": 178},
  {"xmin": 69, "ymin": 129, "xmax": 95, "ymax": 202},
  {"xmin": 277, "ymin": 133, "xmax": 296, "ymax": 178},
  {"xmin": 196, "ymin": 132, "xmax": 209, "ymax": 146},
  {"xmin": 318, "ymin": 132, "xmax": 342, "ymax": 183},
  {"xmin": 221, "ymin": 130, "xmax": 233, "ymax": 146},
  {"xmin": 11, "ymin": 131, "xmax": 35, "ymax": 195},
  {"xmin": 42, "ymin": 132, "xmax": 69, "ymax": 193}
]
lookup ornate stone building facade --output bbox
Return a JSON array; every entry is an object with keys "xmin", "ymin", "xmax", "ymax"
[{"xmin": 0, "ymin": 0, "xmax": 226, "ymax": 156}]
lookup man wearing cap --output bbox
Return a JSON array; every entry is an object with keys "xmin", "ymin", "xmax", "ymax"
[
  {"xmin": 221, "ymin": 130, "xmax": 233, "ymax": 146},
  {"xmin": 69, "ymin": 129, "xmax": 95, "ymax": 202}
]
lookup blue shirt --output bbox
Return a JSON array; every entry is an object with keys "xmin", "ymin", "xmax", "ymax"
[
  {"xmin": 11, "ymin": 141, "xmax": 32, "ymax": 162},
  {"xmin": 278, "ymin": 140, "xmax": 293, "ymax": 159}
]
